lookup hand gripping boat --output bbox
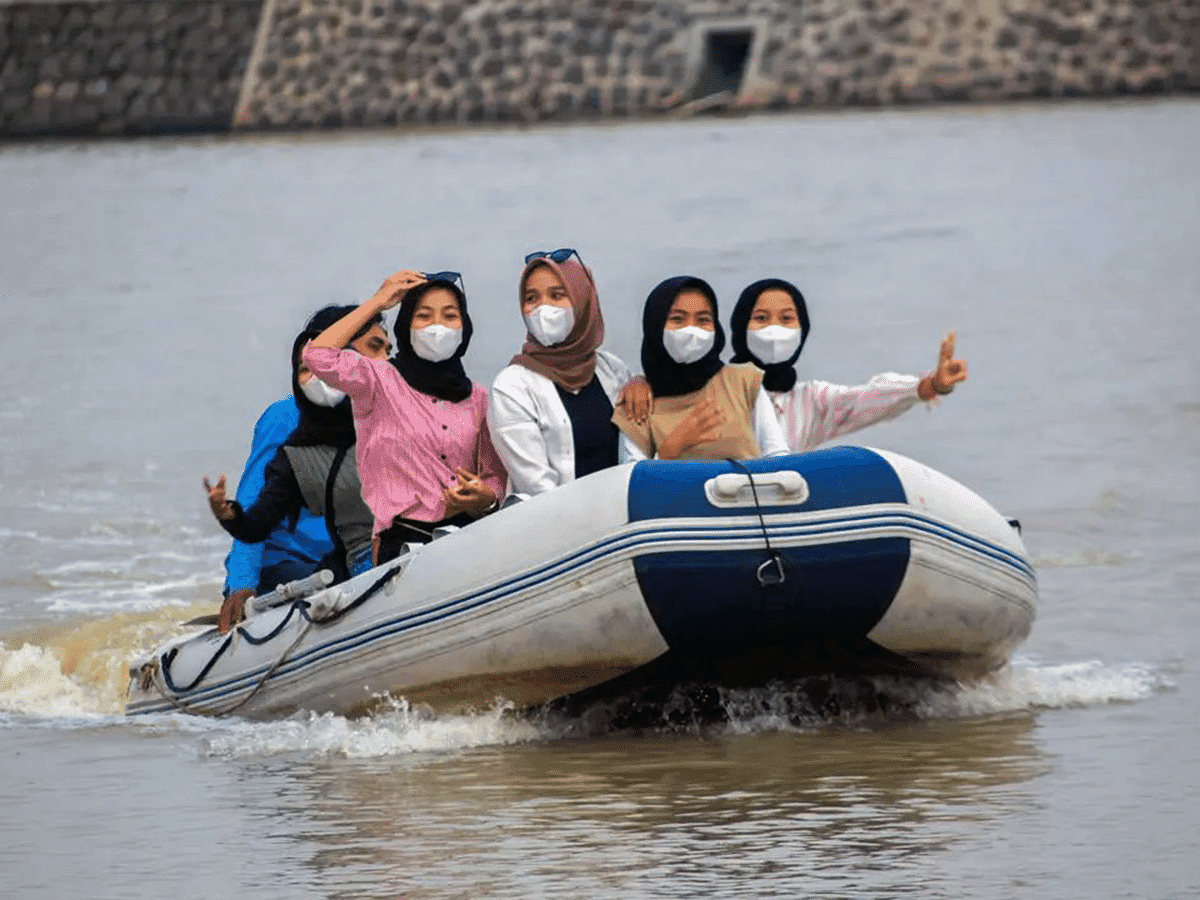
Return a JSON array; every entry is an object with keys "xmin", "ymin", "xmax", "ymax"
[{"xmin": 126, "ymin": 448, "xmax": 1036, "ymax": 718}]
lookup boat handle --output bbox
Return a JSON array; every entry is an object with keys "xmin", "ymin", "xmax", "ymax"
[{"xmin": 705, "ymin": 470, "xmax": 809, "ymax": 507}]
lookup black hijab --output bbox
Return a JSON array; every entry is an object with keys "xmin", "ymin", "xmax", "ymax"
[
  {"xmin": 640, "ymin": 276, "xmax": 725, "ymax": 398},
  {"xmin": 391, "ymin": 279, "xmax": 474, "ymax": 403},
  {"xmin": 286, "ymin": 305, "xmax": 377, "ymax": 448},
  {"xmin": 729, "ymin": 278, "xmax": 810, "ymax": 393}
]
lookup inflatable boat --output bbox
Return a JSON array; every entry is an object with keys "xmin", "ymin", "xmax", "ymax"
[{"xmin": 125, "ymin": 447, "xmax": 1036, "ymax": 719}]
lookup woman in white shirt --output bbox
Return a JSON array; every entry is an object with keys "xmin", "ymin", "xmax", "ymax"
[
  {"xmin": 728, "ymin": 278, "xmax": 968, "ymax": 452},
  {"xmin": 488, "ymin": 249, "xmax": 645, "ymax": 500}
]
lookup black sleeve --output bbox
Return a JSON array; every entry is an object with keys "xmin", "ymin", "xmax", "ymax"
[{"xmin": 217, "ymin": 449, "xmax": 304, "ymax": 544}]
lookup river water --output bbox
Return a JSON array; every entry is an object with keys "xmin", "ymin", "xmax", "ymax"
[{"xmin": 1, "ymin": 99, "xmax": 1197, "ymax": 899}]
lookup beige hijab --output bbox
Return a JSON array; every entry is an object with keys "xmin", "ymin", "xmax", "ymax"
[{"xmin": 510, "ymin": 257, "xmax": 605, "ymax": 392}]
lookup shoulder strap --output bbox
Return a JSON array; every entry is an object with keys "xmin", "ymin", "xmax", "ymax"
[{"xmin": 322, "ymin": 446, "xmax": 350, "ymax": 581}]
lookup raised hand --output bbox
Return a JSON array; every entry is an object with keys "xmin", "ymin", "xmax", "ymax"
[
  {"xmin": 372, "ymin": 269, "xmax": 427, "ymax": 310},
  {"xmin": 918, "ymin": 332, "xmax": 968, "ymax": 400},
  {"xmin": 202, "ymin": 475, "xmax": 236, "ymax": 522},
  {"xmin": 932, "ymin": 331, "xmax": 968, "ymax": 394}
]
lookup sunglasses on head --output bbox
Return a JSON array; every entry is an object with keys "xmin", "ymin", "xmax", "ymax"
[
  {"xmin": 421, "ymin": 270, "xmax": 466, "ymax": 293},
  {"xmin": 524, "ymin": 248, "xmax": 581, "ymax": 265}
]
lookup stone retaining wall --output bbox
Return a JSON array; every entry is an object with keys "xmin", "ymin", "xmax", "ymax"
[
  {"xmin": 238, "ymin": 0, "xmax": 1199, "ymax": 128},
  {"xmin": 1, "ymin": 0, "xmax": 260, "ymax": 137},
  {"xmin": 2, "ymin": 0, "xmax": 1197, "ymax": 138}
]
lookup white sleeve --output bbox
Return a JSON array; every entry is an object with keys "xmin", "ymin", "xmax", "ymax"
[
  {"xmin": 487, "ymin": 372, "xmax": 561, "ymax": 499},
  {"xmin": 791, "ymin": 374, "xmax": 923, "ymax": 451},
  {"xmin": 619, "ymin": 432, "xmax": 649, "ymax": 464},
  {"xmin": 753, "ymin": 387, "xmax": 791, "ymax": 457},
  {"xmin": 595, "ymin": 350, "xmax": 635, "ymax": 404}
]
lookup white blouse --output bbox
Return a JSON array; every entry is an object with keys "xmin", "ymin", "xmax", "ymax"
[{"xmin": 488, "ymin": 350, "xmax": 632, "ymax": 500}]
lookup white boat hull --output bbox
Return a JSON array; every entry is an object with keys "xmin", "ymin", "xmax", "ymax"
[{"xmin": 126, "ymin": 448, "xmax": 1036, "ymax": 718}]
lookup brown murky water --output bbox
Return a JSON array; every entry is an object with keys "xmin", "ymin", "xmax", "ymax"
[{"xmin": 1, "ymin": 99, "xmax": 1197, "ymax": 899}]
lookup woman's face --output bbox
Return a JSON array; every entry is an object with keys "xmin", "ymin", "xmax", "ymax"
[
  {"xmin": 352, "ymin": 323, "xmax": 392, "ymax": 359},
  {"xmin": 748, "ymin": 289, "xmax": 799, "ymax": 330},
  {"xmin": 666, "ymin": 290, "xmax": 716, "ymax": 331},
  {"xmin": 521, "ymin": 265, "xmax": 573, "ymax": 315},
  {"xmin": 297, "ymin": 323, "xmax": 391, "ymax": 384},
  {"xmin": 412, "ymin": 288, "xmax": 463, "ymax": 329}
]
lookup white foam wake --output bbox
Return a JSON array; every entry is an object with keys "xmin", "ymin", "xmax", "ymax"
[
  {"xmin": 0, "ymin": 630, "xmax": 1174, "ymax": 759},
  {"xmin": 199, "ymin": 698, "xmax": 545, "ymax": 759}
]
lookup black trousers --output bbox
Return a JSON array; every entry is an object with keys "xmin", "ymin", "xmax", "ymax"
[{"xmin": 377, "ymin": 512, "xmax": 475, "ymax": 564}]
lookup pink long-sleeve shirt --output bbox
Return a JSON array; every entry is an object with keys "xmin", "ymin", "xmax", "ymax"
[
  {"xmin": 773, "ymin": 373, "xmax": 930, "ymax": 452},
  {"xmin": 303, "ymin": 345, "xmax": 507, "ymax": 534}
]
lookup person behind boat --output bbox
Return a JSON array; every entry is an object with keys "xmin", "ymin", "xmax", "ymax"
[
  {"xmin": 203, "ymin": 306, "xmax": 389, "ymax": 630},
  {"xmin": 303, "ymin": 270, "xmax": 507, "ymax": 564},
  {"xmin": 613, "ymin": 275, "xmax": 789, "ymax": 461},
  {"xmin": 729, "ymin": 278, "xmax": 968, "ymax": 452},
  {"xmin": 488, "ymin": 248, "xmax": 652, "ymax": 500}
]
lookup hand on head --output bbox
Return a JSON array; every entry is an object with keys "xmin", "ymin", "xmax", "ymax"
[{"xmin": 373, "ymin": 269, "xmax": 427, "ymax": 310}]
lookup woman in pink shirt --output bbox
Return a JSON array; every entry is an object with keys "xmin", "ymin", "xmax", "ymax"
[
  {"xmin": 729, "ymin": 278, "xmax": 969, "ymax": 452},
  {"xmin": 303, "ymin": 270, "xmax": 506, "ymax": 564}
]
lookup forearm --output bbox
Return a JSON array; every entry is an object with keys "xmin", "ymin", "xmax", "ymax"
[
  {"xmin": 220, "ymin": 459, "xmax": 302, "ymax": 542},
  {"xmin": 310, "ymin": 296, "xmax": 389, "ymax": 350}
]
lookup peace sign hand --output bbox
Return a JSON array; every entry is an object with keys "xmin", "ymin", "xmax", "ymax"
[
  {"xmin": 202, "ymin": 475, "xmax": 237, "ymax": 522},
  {"xmin": 931, "ymin": 331, "xmax": 967, "ymax": 395}
]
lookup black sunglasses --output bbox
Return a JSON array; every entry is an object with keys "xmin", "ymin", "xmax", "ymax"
[
  {"xmin": 421, "ymin": 270, "xmax": 466, "ymax": 293},
  {"xmin": 524, "ymin": 248, "xmax": 580, "ymax": 265}
]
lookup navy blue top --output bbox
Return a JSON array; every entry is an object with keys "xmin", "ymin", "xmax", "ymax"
[{"xmin": 556, "ymin": 376, "xmax": 619, "ymax": 479}]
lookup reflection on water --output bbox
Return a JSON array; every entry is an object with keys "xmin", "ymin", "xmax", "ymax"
[{"xmin": 273, "ymin": 714, "xmax": 1047, "ymax": 899}]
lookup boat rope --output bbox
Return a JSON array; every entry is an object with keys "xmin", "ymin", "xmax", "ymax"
[
  {"xmin": 725, "ymin": 458, "xmax": 786, "ymax": 588},
  {"xmin": 151, "ymin": 562, "xmax": 406, "ymax": 714}
]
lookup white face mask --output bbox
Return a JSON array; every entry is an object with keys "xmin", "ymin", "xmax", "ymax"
[
  {"xmin": 662, "ymin": 326, "xmax": 715, "ymax": 365},
  {"xmin": 524, "ymin": 304, "xmax": 575, "ymax": 347},
  {"xmin": 746, "ymin": 325, "xmax": 802, "ymax": 365},
  {"xmin": 410, "ymin": 324, "xmax": 462, "ymax": 362},
  {"xmin": 300, "ymin": 376, "xmax": 346, "ymax": 408}
]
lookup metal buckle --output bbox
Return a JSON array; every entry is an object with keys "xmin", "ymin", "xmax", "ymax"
[{"xmin": 756, "ymin": 555, "xmax": 785, "ymax": 588}]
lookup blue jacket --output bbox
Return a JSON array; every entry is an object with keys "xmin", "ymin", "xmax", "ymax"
[{"xmin": 222, "ymin": 397, "xmax": 335, "ymax": 595}]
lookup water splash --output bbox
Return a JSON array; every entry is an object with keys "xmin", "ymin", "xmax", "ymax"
[
  {"xmin": 0, "ymin": 602, "xmax": 218, "ymax": 717},
  {"xmin": 0, "ymin": 610, "xmax": 1174, "ymax": 759},
  {"xmin": 0, "ymin": 642, "xmax": 102, "ymax": 718},
  {"xmin": 200, "ymin": 698, "xmax": 545, "ymax": 760}
]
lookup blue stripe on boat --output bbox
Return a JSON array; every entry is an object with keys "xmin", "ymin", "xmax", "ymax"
[{"xmin": 627, "ymin": 446, "xmax": 908, "ymax": 521}]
